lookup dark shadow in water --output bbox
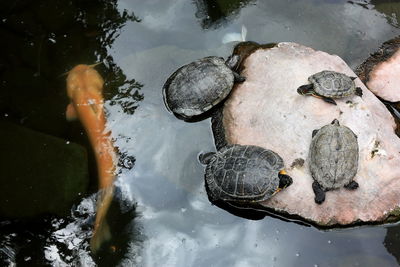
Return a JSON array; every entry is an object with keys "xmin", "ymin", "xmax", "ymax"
[
  {"xmin": 193, "ymin": 0, "xmax": 254, "ymax": 29},
  {"xmin": 384, "ymin": 224, "xmax": 400, "ymax": 265},
  {"xmin": 0, "ymin": 0, "xmax": 144, "ymax": 265},
  {"xmin": 90, "ymin": 189, "xmax": 143, "ymax": 267},
  {"xmin": 209, "ymin": 198, "xmax": 312, "ymax": 227}
]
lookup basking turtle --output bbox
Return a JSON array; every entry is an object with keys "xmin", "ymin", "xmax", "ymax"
[
  {"xmin": 297, "ymin": 70, "xmax": 363, "ymax": 105},
  {"xmin": 162, "ymin": 56, "xmax": 245, "ymax": 120},
  {"xmin": 309, "ymin": 119, "xmax": 359, "ymax": 204},
  {"xmin": 199, "ymin": 144, "xmax": 292, "ymax": 204}
]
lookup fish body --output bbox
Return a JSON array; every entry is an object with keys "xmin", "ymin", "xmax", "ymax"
[{"xmin": 66, "ymin": 64, "xmax": 116, "ymax": 252}]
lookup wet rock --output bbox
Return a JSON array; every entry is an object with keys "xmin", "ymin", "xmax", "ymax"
[
  {"xmin": 356, "ymin": 36, "xmax": 400, "ymax": 102},
  {"xmin": 214, "ymin": 42, "xmax": 400, "ymax": 227},
  {"xmin": 0, "ymin": 121, "xmax": 89, "ymax": 218}
]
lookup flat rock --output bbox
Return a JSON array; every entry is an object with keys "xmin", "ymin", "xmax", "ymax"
[{"xmin": 217, "ymin": 42, "xmax": 400, "ymax": 227}]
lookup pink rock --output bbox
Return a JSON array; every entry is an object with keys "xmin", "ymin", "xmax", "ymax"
[
  {"xmin": 366, "ymin": 49, "xmax": 400, "ymax": 102},
  {"xmin": 357, "ymin": 37, "xmax": 400, "ymax": 102},
  {"xmin": 218, "ymin": 42, "xmax": 400, "ymax": 227}
]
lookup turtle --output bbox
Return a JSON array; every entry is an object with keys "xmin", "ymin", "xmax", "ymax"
[
  {"xmin": 199, "ymin": 144, "xmax": 293, "ymax": 204},
  {"xmin": 309, "ymin": 119, "xmax": 359, "ymax": 204},
  {"xmin": 162, "ymin": 55, "xmax": 245, "ymax": 120},
  {"xmin": 297, "ymin": 70, "xmax": 363, "ymax": 105}
]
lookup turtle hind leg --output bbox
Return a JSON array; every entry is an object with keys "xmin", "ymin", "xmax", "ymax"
[
  {"xmin": 312, "ymin": 181, "xmax": 326, "ymax": 204},
  {"xmin": 355, "ymin": 87, "xmax": 363, "ymax": 97},
  {"xmin": 309, "ymin": 92, "xmax": 337, "ymax": 105},
  {"xmin": 344, "ymin": 180, "xmax": 359, "ymax": 190},
  {"xmin": 320, "ymin": 96, "xmax": 337, "ymax": 105}
]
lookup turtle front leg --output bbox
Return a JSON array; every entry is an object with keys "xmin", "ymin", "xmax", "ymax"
[
  {"xmin": 312, "ymin": 181, "xmax": 326, "ymax": 204},
  {"xmin": 233, "ymin": 71, "xmax": 246, "ymax": 83},
  {"xmin": 225, "ymin": 54, "xmax": 240, "ymax": 70},
  {"xmin": 355, "ymin": 87, "xmax": 363, "ymax": 97},
  {"xmin": 344, "ymin": 180, "xmax": 359, "ymax": 190}
]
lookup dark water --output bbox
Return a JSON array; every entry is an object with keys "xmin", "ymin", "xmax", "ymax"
[{"xmin": 1, "ymin": 0, "xmax": 400, "ymax": 266}]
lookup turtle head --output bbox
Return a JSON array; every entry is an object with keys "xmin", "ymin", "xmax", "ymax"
[
  {"xmin": 331, "ymin": 119, "xmax": 340, "ymax": 126},
  {"xmin": 199, "ymin": 152, "xmax": 216, "ymax": 165},
  {"xmin": 277, "ymin": 170, "xmax": 293, "ymax": 190},
  {"xmin": 297, "ymin": 84, "xmax": 313, "ymax": 96}
]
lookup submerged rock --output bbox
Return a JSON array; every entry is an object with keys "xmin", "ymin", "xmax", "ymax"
[
  {"xmin": 213, "ymin": 42, "xmax": 400, "ymax": 227},
  {"xmin": 356, "ymin": 36, "xmax": 400, "ymax": 102},
  {"xmin": 0, "ymin": 121, "xmax": 89, "ymax": 218}
]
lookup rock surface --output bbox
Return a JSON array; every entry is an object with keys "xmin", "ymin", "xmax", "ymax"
[
  {"xmin": 216, "ymin": 42, "xmax": 400, "ymax": 227},
  {"xmin": 356, "ymin": 36, "xmax": 400, "ymax": 102}
]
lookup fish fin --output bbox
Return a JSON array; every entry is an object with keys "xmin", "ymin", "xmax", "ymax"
[
  {"xmin": 88, "ymin": 62, "xmax": 102, "ymax": 69},
  {"xmin": 66, "ymin": 103, "xmax": 78, "ymax": 121}
]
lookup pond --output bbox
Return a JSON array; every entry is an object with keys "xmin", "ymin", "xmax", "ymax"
[{"xmin": 1, "ymin": 0, "xmax": 400, "ymax": 266}]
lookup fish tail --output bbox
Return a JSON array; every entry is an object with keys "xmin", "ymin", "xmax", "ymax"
[{"xmin": 90, "ymin": 186, "xmax": 114, "ymax": 253}]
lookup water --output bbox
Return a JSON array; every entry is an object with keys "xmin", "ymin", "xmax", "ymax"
[{"xmin": 1, "ymin": 0, "xmax": 400, "ymax": 266}]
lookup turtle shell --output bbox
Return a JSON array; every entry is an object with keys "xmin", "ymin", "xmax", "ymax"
[
  {"xmin": 309, "ymin": 70, "xmax": 356, "ymax": 98},
  {"xmin": 204, "ymin": 144, "xmax": 284, "ymax": 203},
  {"xmin": 309, "ymin": 120, "xmax": 359, "ymax": 190},
  {"xmin": 162, "ymin": 56, "xmax": 234, "ymax": 120}
]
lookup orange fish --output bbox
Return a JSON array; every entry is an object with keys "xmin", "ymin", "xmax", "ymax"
[{"xmin": 65, "ymin": 64, "xmax": 117, "ymax": 253}]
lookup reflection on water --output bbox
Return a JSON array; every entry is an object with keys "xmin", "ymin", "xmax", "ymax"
[
  {"xmin": 1, "ymin": 0, "xmax": 400, "ymax": 266},
  {"xmin": 110, "ymin": 0, "xmax": 400, "ymax": 266}
]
